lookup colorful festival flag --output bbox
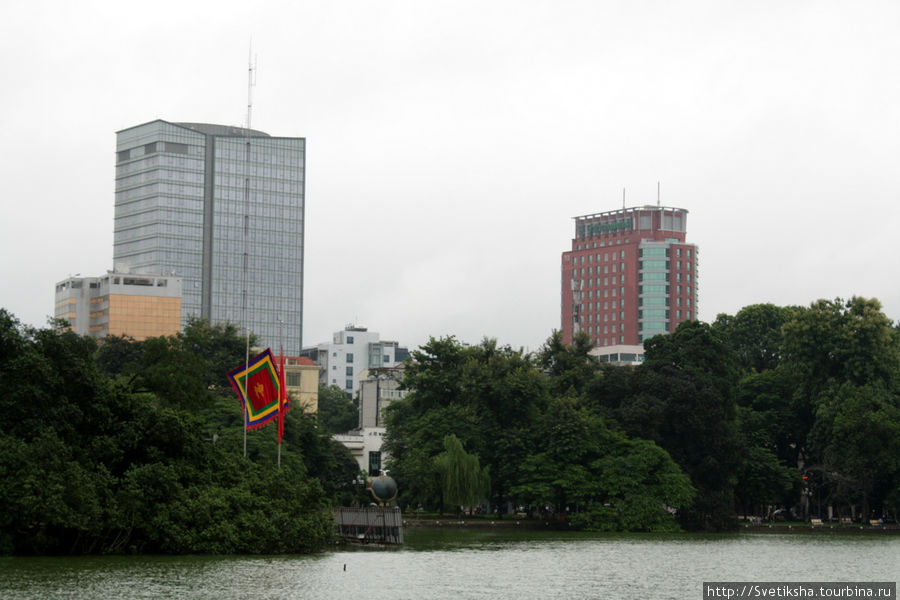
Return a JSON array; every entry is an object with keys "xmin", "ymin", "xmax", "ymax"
[{"xmin": 228, "ymin": 348, "xmax": 284, "ymax": 431}]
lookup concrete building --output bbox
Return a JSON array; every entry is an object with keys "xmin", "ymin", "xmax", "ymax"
[
  {"xmin": 334, "ymin": 366, "xmax": 407, "ymax": 475},
  {"xmin": 283, "ymin": 355, "xmax": 320, "ymax": 414},
  {"xmin": 591, "ymin": 344, "xmax": 645, "ymax": 366},
  {"xmin": 113, "ymin": 120, "xmax": 305, "ymax": 353},
  {"xmin": 561, "ymin": 205, "xmax": 699, "ymax": 347},
  {"xmin": 299, "ymin": 325, "xmax": 408, "ymax": 397},
  {"xmin": 333, "ymin": 429, "xmax": 388, "ymax": 476},
  {"xmin": 54, "ymin": 271, "xmax": 182, "ymax": 340},
  {"xmin": 358, "ymin": 366, "xmax": 407, "ymax": 428}
]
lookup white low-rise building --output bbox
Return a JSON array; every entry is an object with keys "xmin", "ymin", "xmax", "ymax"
[{"xmin": 300, "ymin": 324, "xmax": 408, "ymax": 397}]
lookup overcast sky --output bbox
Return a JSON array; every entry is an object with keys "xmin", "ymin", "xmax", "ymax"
[{"xmin": 2, "ymin": 0, "xmax": 898, "ymax": 352}]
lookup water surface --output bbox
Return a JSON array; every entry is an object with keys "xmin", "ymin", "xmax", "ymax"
[{"xmin": 1, "ymin": 529, "xmax": 896, "ymax": 599}]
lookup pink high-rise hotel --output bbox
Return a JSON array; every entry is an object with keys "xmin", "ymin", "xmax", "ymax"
[{"xmin": 561, "ymin": 205, "xmax": 698, "ymax": 347}]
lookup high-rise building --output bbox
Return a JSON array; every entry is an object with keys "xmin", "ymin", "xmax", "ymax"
[
  {"xmin": 561, "ymin": 205, "xmax": 698, "ymax": 347},
  {"xmin": 54, "ymin": 271, "xmax": 182, "ymax": 340},
  {"xmin": 113, "ymin": 120, "xmax": 305, "ymax": 353}
]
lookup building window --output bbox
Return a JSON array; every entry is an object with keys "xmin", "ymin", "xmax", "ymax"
[
  {"xmin": 383, "ymin": 354, "xmax": 390, "ymax": 363},
  {"xmin": 369, "ymin": 451, "xmax": 381, "ymax": 476},
  {"xmin": 346, "ymin": 379, "xmax": 353, "ymax": 389},
  {"xmin": 346, "ymin": 353, "xmax": 354, "ymax": 363},
  {"xmin": 676, "ymin": 248, "xmax": 682, "ymax": 257},
  {"xmin": 286, "ymin": 373, "xmax": 300, "ymax": 386},
  {"xmin": 347, "ymin": 336, "xmax": 354, "ymax": 344},
  {"xmin": 346, "ymin": 366, "xmax": 353, "ymax": 376}
]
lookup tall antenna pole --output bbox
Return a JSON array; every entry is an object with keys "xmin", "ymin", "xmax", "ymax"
[
  {"xmin": 242, "ymin": 48, "xmax": 256, "ymax": 458},
  {"xmin": 657, "ymin": 181, "xmax": 660, "ymax": 207},
  {"xmin": 622, "ymin": 187, "xmax": 626, "ymax": 209}
]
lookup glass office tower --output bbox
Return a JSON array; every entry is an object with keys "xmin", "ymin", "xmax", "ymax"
[{"xmin": 114, "ymin": 120, "xmax": 305, "ymax": 353}]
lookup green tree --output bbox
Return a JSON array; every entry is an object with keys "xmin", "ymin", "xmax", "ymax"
[
  {"xmin": 781, "ymin": 297, "xmax": 900, "ymax": 517},
  {"xmin": 782, "ymin": 297, "xmax": 899, "ymax": 389},
  {"xmin": 539, "ymin": 330, "xmax": 597, "ymax": 397},
  {"xmin": 316, "ymin": 385, "xmax": 358, "ymax": 433},
  {"xmin": 616, "ymin": 321, "xmax": 742, "ymax": 530},
  {"xmin": 512, "ymin": 397, "xmax": 694, "ymax": 531},
  {"xmin": 811, "ymin": 382, "xmax": 900, "ymax": 520},
  {"xmin": 385, "ymin": 336, "xmax": 548, "ymax": 513},
  {"xmin": 433, "ymin": 434, "xmax": 490, "ymax": 515},
  {"xmin": 713, "ymin": 303, "xmax": 797, "ymax": 373},
  {"xmin": 0, "ymin": 311, "xmax": 335, "ymax": 555}
]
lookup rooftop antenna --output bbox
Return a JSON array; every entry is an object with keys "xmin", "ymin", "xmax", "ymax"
[
  {"xmin": 622, "ymin": 187, "xmax": 626, "ymax": 209},
  {"xmin": 657, "ymin": 181, "xmax": 660, "ymax": 207},
  {"xmin": 241, "ymin": 46, "xmax": 257, "ymax": 457}
]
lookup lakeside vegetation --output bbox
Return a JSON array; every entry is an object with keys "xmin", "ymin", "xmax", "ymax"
[
  {"xmin": 0, "ymin": 296, "xmax": 898, "ymax": 554},
  {"xmin": 384, "ymin": 297, "xmax": 900, "ymax": 532},
  {"xmin": 0, "ymin": 313, "xmax": 360, "ymax": 555}
]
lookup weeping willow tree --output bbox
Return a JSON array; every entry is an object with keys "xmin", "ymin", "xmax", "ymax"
[{"xmin": 433, "ymin": 434, "xmax": 491, "ymax": 515}]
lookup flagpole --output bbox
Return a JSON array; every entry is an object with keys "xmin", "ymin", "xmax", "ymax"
[{"xmin": 278, "ymin": 318, "xmax": 285, "ymax": 469}]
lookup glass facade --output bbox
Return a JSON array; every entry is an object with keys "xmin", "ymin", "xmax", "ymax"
[{"xmin": 114, "ymin": 121, "xmax": 305, "ymax": 353}]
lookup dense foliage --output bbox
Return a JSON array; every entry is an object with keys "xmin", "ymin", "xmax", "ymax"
[
  {"xmin": 384, "ymin": 336, "xmax": 695, "ymax": 530},
  {"xmin": 316, "ymin": 385, "xmax": 359, "ymax": 433},
  {"xmin": 385, "ymin": 297, "xmax": 900, "ymax": 531},
  {"xmin": 0, "ymin": 313, "xmax": 358, "ymax": 555},
  {"xmin": 2, "ymin": 294, "xmax": 896, "ymax": 552}
]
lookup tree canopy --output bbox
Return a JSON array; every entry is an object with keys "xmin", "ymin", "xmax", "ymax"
[
  {"xmin": 385, "ymin": 297, "xmax": 900, "ymax": 530},
  {"xmin": 0, "ymin": 312, "xmax": 354, "ymax": 555}
]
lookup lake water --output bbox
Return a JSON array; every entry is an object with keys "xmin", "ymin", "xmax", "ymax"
[{"xmin": 1, "ymin": 529, "xmax": 897, "ymax": 599}]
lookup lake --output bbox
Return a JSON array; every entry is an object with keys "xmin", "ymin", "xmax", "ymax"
[{"xmin": 1, "ymin": 529, "xmax": 897, "ymax": 599}]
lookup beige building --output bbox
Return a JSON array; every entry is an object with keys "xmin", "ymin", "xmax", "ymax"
[
  {"xmin": 283, "ymin": 356, "xmax": 320, "ymax": 414},
  {"xmin": 54, "ymin": 271, "xmax": 182, "ymax": 340}
]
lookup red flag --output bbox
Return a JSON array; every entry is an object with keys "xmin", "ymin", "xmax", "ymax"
[{"xmin": 278, "ymin": 348, "xmax": 286, "ymax": 445}]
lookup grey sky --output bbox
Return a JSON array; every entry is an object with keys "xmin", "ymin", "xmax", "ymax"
[{"xmin": 2, "ymin": 0, "xmax": 898, "ymax": 352}]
